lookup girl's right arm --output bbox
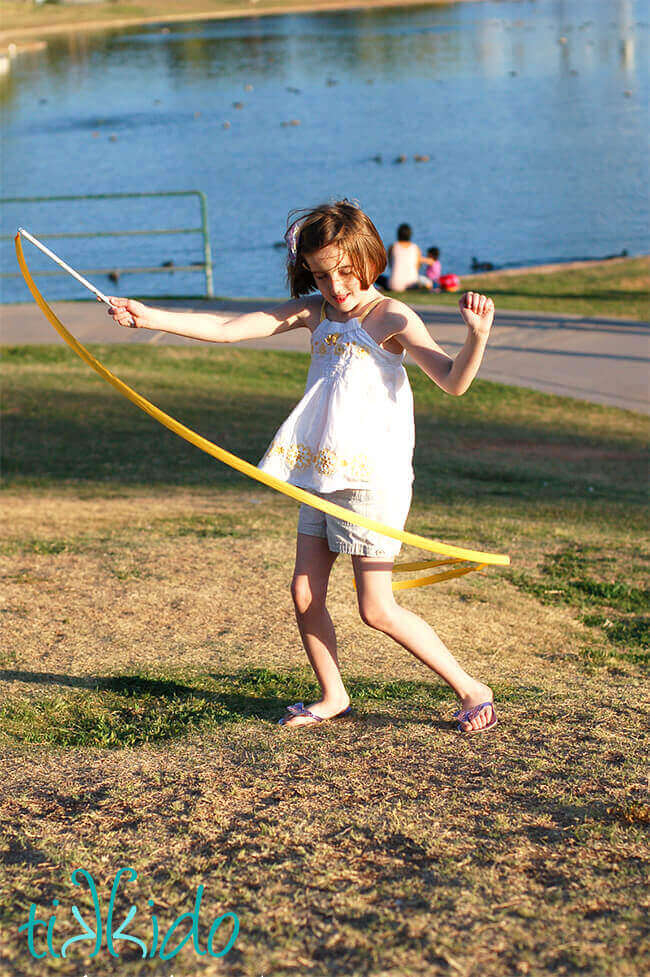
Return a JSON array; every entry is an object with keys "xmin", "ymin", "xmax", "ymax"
[{"xmin": 107, "ymin": 296, "xmax": 317, "ymax": 343}]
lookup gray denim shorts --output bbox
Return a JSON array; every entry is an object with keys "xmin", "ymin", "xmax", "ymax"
[{"xmin": 297, "ymin": 485, "xmax": 413, "ymax": 558}]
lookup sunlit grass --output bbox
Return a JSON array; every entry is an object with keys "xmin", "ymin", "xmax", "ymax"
[{"xmin": 392, "ymin": 256, "xmax": 650, "ymax": 320}]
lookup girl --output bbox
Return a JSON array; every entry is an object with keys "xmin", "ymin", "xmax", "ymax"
[{"xmin": 108, "ymin": 200, "xmax": 497, "ymax": 734}]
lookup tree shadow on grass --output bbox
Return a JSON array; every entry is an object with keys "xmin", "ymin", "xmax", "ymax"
[
  {"xmin": 0, "ymin": 666, "xmax": 544, "ymax": 749},
  {"xmin": 3, "ymin": 364, "xmax": 647, "ymax": 509}
]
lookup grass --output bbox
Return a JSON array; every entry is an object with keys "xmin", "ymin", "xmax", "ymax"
[
  {"xmin": 507, "ymin": 543, "xmax": 648, "ymax": 668},
  {"xmin": 1, "ymin": 343, "xmax": 649, "ymax": 976},
  {"xmin": 0, "ymin": 666, "xmax": 472, "ymax": 748},
  {"xmin": 391, "ymin": 256, "xmax": 650, "ymax": 321},
  {"xmin": 1, "ymin": 0, "xmax": 425, "ymax": 38}
]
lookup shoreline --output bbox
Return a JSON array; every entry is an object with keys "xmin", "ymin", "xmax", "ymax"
[
  {"xmin": 460, "ymin": 254, "xmax": 644, "ymax": 279},
  {"xmin": 0, "ymin": 1, "xmax": 482, "ymax": 45},
  {"xmin": 2, "ymin": 256, "xmax": 648, "ymax": 314}
]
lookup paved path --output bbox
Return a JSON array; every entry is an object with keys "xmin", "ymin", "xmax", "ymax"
[{"xmin": 1, "ymin": 298, "xmax": 648, "ymax": 414}]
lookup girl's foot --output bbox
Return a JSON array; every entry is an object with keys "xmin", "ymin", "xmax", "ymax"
[
  {"xmin": 456, "ymin": 682, "xmax": 494, "ymax": 732},
  {"xmin": 279, "ymin": 696, "xmax": 351, "ymax": 728}
]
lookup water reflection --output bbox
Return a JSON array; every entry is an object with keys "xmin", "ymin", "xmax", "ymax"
[{"xmin": 7, "ymin": 1, "xmax": 644, "ymax": 94}]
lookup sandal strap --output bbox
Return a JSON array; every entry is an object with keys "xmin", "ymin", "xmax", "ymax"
[
  {"xmin": 285, "ymin": 702, "xmax": 322, "ymax": 721},
  {"xmin": 454, "ymin": 701, "xmax": 494, "ymax": 723}
]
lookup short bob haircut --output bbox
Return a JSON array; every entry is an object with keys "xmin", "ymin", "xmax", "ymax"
[{"xmin": 286, "ymin": 200, "xmax": 387, "ymax": 298}]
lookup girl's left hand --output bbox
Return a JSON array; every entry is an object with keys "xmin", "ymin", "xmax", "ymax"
[{"xmin": 459, "ymin": 292, "xmax": 495, "ymax": 339}]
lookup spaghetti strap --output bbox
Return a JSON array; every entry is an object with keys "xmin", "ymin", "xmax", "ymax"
[
  {"xmin": 357, "ymin": 297, "xmax": 385, "ymax": 324},
  {"xmin": 320, "ymin": 296, "xmax": 383, "ymax": 325}
]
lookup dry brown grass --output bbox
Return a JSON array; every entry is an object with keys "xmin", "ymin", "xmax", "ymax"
[
  {"xmin": 1, "ymin": 485, "xmax": 648, "ymax": 976},
  {"xmin": 0, "ymin": 487, "xmax": 621, "ymax": 694}
]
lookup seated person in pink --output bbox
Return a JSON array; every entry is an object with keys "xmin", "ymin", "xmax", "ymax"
[{"xmin": 421, "ymin": 246, "xmax": 441, "ymax": 291}]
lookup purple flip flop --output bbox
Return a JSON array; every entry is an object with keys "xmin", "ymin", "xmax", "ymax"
[
  {"xmin": 454, "ymin": 701, "xmax": 497, "ymax": 734},
  {"xmin": 278, "ymin": 702, "xmax": 352, "ymax": 727}
]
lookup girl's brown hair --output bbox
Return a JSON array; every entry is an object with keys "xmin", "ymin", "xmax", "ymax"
[{"xmin": 286, "ymin": 200, "xmax": 387, "ymax": 297}]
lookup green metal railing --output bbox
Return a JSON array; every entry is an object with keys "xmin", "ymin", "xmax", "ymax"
[{"xmin": 1, "ymin": 190, "xmax": 214, "ymax": 298}]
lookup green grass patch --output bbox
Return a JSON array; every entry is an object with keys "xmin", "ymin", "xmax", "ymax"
[
  {"xmin": 511, "ymin": 544, "xmax": 647, "ymax": 612},
  {"xmin": 582, "ymin": 614, "xmax": 649, "ymax": 661},
  {"xmin": 0, "ymin": 514, "xmax": 269, "ymax": 556},
  {"xmin": 509, "ymin": 543, "xmax": 649, "ymax": 669},
  {"xmin": 163, "ymin": 513, "xmax": 260, "ymax": 539},
  {"xmin": 0, "ymin": 666, "xmax": 541, "ymax": 748},
  {"xmin": 2, "ymin": 345, "xmax": 647, "ymax": 508},
  {"xmin": 394, "ymin": 256, "xmax": 650, "ymax": 320},
  {"xmin": 16, "ymin": 538, "xmax": 71, "ymax": 555}
]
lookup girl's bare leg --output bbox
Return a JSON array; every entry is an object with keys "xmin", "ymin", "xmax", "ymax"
[
  {"xmin": 281, "ymin": 533, "xmax": 350, "ymax": 728},
  {"xmin": 352, "ymin": 556, "xmax": 494, "ymax": 732}
]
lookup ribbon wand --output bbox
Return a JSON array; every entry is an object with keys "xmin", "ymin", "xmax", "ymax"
[{"xmin": 17, "ymin": 227, "xmax": 135, "ymax": 326}]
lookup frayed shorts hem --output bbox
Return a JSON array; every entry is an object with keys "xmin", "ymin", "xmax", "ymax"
[{"xmin": 297, "ymin": 526, "xmax": 396, "ymax": 558}]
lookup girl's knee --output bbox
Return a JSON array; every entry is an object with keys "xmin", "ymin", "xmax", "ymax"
[
  {"xmin": 358, "ymin": 598, "xmax": 398, "ymax": 632},
  {"xmin": 291, "ymin": 574, "xmax": 326, "ymax": 616}
]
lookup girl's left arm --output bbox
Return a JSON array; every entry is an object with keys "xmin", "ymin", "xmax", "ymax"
[{"xmin": 390, "ymin": 292, "xmax": 494, "ymax": 396}]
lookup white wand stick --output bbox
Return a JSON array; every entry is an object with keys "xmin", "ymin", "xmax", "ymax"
[
  {"xmin": 18, "ymin": 227, "xmax": 114, "ymax": 305},
  {"xmin": 18, "ymin": 227, "xmax": 135, "ymax": 327}
]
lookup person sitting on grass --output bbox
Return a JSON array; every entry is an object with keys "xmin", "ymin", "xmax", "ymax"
[
  {"xmin": 421, "ymin": 246, "xmax": 442, "ymax": 291},
  {"xmin": 107, "ymin": 199, "xmax": 497, "ymax": 734},
  {"xmin": 377, "ymin": 222, "xmax": 425, "ymax": 292}
]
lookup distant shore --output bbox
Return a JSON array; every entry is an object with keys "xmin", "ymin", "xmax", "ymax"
[
  {"xmin": 2, "ymin": 256, "xmax": 648, "ymax": 321},
  {"xmin": 1, "ymin": 0, "xmax": 484, "ymax": 45}
]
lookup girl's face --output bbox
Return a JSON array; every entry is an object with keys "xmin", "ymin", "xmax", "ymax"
[{"xmin": 304, "ymin": 244, "xmax": 373, "ymax": 315}]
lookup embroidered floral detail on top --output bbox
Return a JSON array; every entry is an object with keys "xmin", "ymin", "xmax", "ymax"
[
  {"xmin": 311, "ymin": 332, "xmax": 370, "ymax": 358},
  {"xmin": 264, "ymin": 441, "xmax": 371, "ymax": 481}
]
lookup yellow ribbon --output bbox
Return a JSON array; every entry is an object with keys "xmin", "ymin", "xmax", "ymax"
[{"xmin": 15, "ymin": 233, "xmax": 509, "ymax": 589}]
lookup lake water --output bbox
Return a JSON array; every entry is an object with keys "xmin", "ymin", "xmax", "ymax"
[{"xmin": 1, "ymin": 0, "xmax": 648, "ymax": 301}]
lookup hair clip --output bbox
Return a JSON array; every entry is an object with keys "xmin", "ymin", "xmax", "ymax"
[{"xmin": 284, "ymin": 218, "xmax": 304, "ymax": 263}]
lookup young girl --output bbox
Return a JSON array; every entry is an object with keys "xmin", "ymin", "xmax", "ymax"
[
  {"xmin": 108, "ymin": 200, "xmax": 497, "ymax": 734},
  {"xmin": 423, "ymin": 246, "xmax": 442, "ymax": 291}
]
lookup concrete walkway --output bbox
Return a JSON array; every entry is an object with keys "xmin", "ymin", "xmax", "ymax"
[{"xmin": 1, "ymin": 298, "xmax": 648, "ymax": 414}]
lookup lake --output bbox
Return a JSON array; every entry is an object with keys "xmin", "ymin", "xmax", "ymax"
[{"xmin": 1, "ymin": 0, "xmax": 648, "ymax": 301}]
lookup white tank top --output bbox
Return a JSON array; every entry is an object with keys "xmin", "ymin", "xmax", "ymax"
[
  {"xmin": 258, "ymin": 298, "xmax": 415, "ymax": 492},
  {"xmin": 389, "ymin": 241, "xmax": 420, "ymax": 291}
]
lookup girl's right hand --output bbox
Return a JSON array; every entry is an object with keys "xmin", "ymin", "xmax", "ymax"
[{"xmin": 106, "ymin": 296, "xmax": 149, "ymax": 329}]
